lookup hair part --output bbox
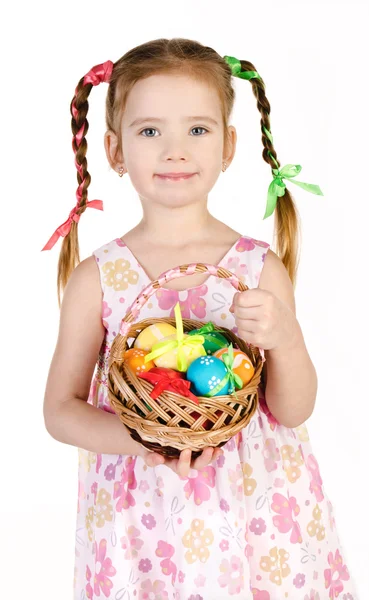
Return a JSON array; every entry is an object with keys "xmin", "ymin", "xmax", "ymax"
[{"xmin": 57, "ymin": 37, "xmax": 301, "ymax": 307}]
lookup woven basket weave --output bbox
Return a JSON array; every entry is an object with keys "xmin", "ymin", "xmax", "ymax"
[{"xmin": 107, "ymin": 262, "xmax": 265, "ymax": 459}]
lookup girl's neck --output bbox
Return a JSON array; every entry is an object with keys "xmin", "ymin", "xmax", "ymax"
[{"xmin": 134, "ymin": 203, "xmax": 219, "ymax": 246}]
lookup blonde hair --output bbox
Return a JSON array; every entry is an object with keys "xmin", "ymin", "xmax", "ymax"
[{"xmin": 57, "ymin": 37, "xmax": 301, "ymax": 307}]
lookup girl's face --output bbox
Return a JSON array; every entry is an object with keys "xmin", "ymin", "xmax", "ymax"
[{"xmin": 113, "ymin": 73, "xmax": 236, "ymax": 209}]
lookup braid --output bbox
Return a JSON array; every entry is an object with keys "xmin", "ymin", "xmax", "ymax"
[{"xmin": 239, "ymin": 59, "xmax": 301, "ymax": 289}]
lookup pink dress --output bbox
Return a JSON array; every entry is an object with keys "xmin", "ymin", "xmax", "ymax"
[{"xmin": 73, "ymin": 235, "xmax": 357, "ymax": 600}]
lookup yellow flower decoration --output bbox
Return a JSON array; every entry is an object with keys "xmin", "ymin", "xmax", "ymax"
[
  {"xmin": 102, "ymin": 258, "xmax": 139, "ymax": 291},
  {"xmin": 307, "ymin": 504, "xmax": 326, "ymax": 541},
  {"xmin": 182, "ymin": 519, "xmax": 214, "ymax": 564},
  {"xmin": 281, "ymin": 445, "xmax": 304, "ymax": 483},
  {"xmin": 260, "ymin": 547, "xmax": 291, "ymax": 586}
]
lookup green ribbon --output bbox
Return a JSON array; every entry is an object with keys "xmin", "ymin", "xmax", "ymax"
[
  {"xmin": 223, "ymin": 56, "xmax": 324, "ymax": 220},
  {"xmin": 207, "ymin": 344, "xmax": 243, "ymax": 398},
  {"xmin": 190, "ymin": 322, "xmax": 227, "ymax": 349},
  {"xmin": 223, "ymin": 55, "xmax": 261, "ymax": 81},
  {"xmin": 264, "ymin": 161, "xmax": 324, "ymax": 220},
  {"xmin": 144, "ymin": 302, "xmax": 205, "ymax": 372}
]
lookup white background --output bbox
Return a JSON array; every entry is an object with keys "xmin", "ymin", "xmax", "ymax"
[{"xmin": 1, "ymin": 0, "xmax": 368, "ymax": 597}]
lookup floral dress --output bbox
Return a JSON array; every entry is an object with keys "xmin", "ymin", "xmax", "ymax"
[{"xmin": 73, "ymin": 235, "xmax": 358, "ymax": 600}]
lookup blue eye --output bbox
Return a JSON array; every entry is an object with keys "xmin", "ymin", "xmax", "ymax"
[{"xmin": 139, "ymin": 126, "xmax": 209, "ymax": 137}]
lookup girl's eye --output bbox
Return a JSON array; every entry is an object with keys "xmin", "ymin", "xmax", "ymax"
[{"xmin": 139, "ymin": 126, "xmax": 209, "ymax": 137}]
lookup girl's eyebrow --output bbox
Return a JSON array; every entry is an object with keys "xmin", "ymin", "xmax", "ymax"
[{"xmin": 128, "ymin": 116, "xmax": 219, "ymax": 128}]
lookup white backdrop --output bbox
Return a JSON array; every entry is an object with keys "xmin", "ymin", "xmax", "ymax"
[{"xmin": 1, "ymin": 0, "xmax": 368, "ymax": 597}]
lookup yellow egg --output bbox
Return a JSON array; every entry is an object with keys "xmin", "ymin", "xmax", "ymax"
[
  {"xmin": 134, "ymin": 322, "xmax": 177, "ymax": 352},
  {"xmin": 214, "ymin": 347, "xmax": 255, "ymax": 386},
  {"xmin": 152, "ymin": 333, "xmax": 206, "ymax": 372},
  {"xmin": 123, "ymin": 348, "xmax": 155, "ymax": 375}
]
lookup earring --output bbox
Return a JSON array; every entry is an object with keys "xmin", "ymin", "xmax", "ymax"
[
  {"xmin": 118, "ymin": 166, "xmax": 124, "ymax": 177},
  {"xmin": 222, "ymin": 162, "xmax": 227, "ymax": 172}
]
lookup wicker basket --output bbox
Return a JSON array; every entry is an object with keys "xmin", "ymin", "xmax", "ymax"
[{"xmin": 107, "ymin": 262, "xmax": 265, "ymax": 459}]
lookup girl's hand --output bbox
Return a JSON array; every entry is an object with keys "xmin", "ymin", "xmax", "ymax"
[
  {"xmin": 141, "ymin": 446, "xmax": 224, "ymax": 477},
  {"xmin": 230, "ymin": 289, "xmax": 299, "ymax": 351}
]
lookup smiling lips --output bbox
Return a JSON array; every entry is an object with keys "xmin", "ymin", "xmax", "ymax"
[{"xmin": 156, "ymin": 172, "xmax": 196, "ymax": 180}]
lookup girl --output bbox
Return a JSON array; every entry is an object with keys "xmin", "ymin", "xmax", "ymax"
[{"xmin": 42, "ymin": 38, "xmax": 357, "ymax": 599}]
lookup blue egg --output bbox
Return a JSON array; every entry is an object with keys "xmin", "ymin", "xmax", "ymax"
[{"xmin": 187, "ymin": 355, "xmax": 229, "ymax": 397}]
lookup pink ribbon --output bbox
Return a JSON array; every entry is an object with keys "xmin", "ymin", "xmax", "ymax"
[
  {"xmin": 42, "ymin": 61, "xmax": 113, "ymax": 252},
  {"xmin": 41, "ymin": 200, "xmax": 103, "ymax": 251}
]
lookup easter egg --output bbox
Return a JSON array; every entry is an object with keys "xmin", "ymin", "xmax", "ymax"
[
  {"xmin": 214, "ymin": 347, "xmax": 255, "ymax": 386},
  {"xmin": 134, "ymin": 322, "xmax": 177, "ymax": 352},
  {"xmin": 152, "ymin": 334, "xmax": 206, "ymax": 372},
  {"xmin": 123, "ymin": 348, "xmax": 155, "ymax": 375},
  {"xmin": 187, "ymin": 355, "xmax": 229, "ymax": 397},
  {"xmin": 188, "ymin": 327, "xmax": 229, "ymax": 355}
]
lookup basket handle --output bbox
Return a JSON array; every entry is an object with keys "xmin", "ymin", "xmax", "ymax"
[
  {"xmin": 119, "ymin": 262, "xmax": 248, "ymax": 336},
  {"xmin": 117, "ymin": 263, "xmax": 265, "ymax": 362}
]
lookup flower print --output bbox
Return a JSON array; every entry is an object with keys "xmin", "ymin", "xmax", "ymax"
[
  {"xmin": 120, "ymin": 525, "xmax": 144, "ymax": 559},
  {"xmin": 296, "ymin": 423, "xmax": 310, "ymax": 441},
  {"xmin": 155, "ymin": 540, "xmax": 177, "ymax": 585},
  {"xmin": 307, "ymin": 504, "xmax": 326, "ymax": 541},
  {"xmin": 188, "ymin": 595, "xmax": 203, "ymax": 600},
  {"xmin": 249, "ymin": 518, "xmax": 267, "ymax": 536},
  {"xmin": 138, "ymin": 558, "xmax": 152, "ymax": 573},
  {"xmin": 182, "ymin": 465, "xmax": 216, "ymax": 505},
  {"xmin": 113, "ymin": 456, "xmax": 138, "ymax": 511},
  {"xmin": 182, "ymin": 519, "xmax": 214, "ymax": 564},
  {"xmin": 85, "ymin": 506, "xmax": 95, "ymax": 542},
  {"xmin": 156, "ymin": 286, "xmax": 208, "ymax": 319},
  {"xmin": 324, "ymin": 549, "xmax": 350, "ymax": 599},
  {"xmin": 271, "ymin": 492, "xmax": 302, "ymax": 544},
  {"xmin": 259, "ymin": 397, "xmax": 280, "ymax": 430},
  {"xmin": 216, "ymin": 256, "xmax": 248, "ymax": 289},
  {"xmin": 220, "ymin": 498, "xmax": 230, "ymax": 512},
  {"xmin": 280, "ymin": 444, "xmax": 304, "ymax": 484},
  {"xmin": 304, "ymin": 591, "xmax": 320, "ymax": 600},
  {"xmin": 102, "ymin": 258, "xmax": 139, "ymax": 291},
  {"xmin": 91, "ymin": 538, "xmax": 117, "ymax": 597},
  {"xmin": 194, "ymin": 573, "xmax": 206, "ymax": 587},
  {"xmin": 293, "ymin": 573, "xmax": 306, "ymax": 588},
  {"xmin": 139, "ymin": 579, "xmax": 169, "ymax": 600},
  {"xmin": 235, "ymin": 237, "xmax": 269, "ymax": 253},
  {"xmin": 245, "ymin": 544, "xmax": 253, "ymax": 559},
  {"xmin": 78, "ymin": 448, "xmax": 97, "ymax": 473},
  {"xmin": 228, "ymin": 463, "xmax": 257, "ymax": 501},
  {"xmin": 218, "ymin": 555, "xmax": 244, "ymax": 595},
  {"xmin": 102, "ymin": 300, "xmax": 112, "ymax": 329},
  {"xmin": 260, "ymin": 547, "xmax": 291, "ymax": 586},
  {"xmin": 104, "ymin": 463, "xmax": 116, "ymax": 481},
  {"xmin": 342, "ymin": 595, "xmax": 354, "ymax": 600},
  {"xmin": 306, "ymin": 454, "xmax": 324, "ymax": 502},
  {"xmin": 95, "ymin": 488, "xmax": 113, "ymax": 528},
  {"xmin": 219, "ymin": 539, "xmax": 229, "ymax": 552},
  {"xmin": 178, "ymin": 571, "xmax": 185, "ymax": 583},
  {"xmin": 327, "ymin": 500, "xmax": 336, "ymax": 532},
  {"xmin": 77, "ymin": 479, "xmax": 86, "ymax": 513},
  {"xmin": 86, "ymin": 564, "xmax": 93, "ymax": 599},
  {"xmin": 263, "ymin": 438, "xmax": 281, "ymax": 472},
  {"xmin": 141, "ymin": 513, "xmax": 156, "ymax": 530},
  {"xmin": 139, "ymin": 480, "xmax": 150, "ymax": 493},
  {"xmin": 216, "ymin": 452, "xmax": 225, "ymax": 467},
  {"xmin": 250, "ymin": 589, "xmax": 271, "ymax": 600}
]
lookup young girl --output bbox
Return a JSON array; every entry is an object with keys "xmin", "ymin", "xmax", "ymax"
[{"xmin": 42, "ymin": 38, "xmax": 357, "ymax": 599}]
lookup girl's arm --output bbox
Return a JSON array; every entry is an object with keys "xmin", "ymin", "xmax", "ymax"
[{"xmin": 43, "ymin": 256, "xmax": 145, "ymax": 457}]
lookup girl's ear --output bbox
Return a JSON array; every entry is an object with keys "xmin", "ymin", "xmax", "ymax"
[
  {"xmin": 223, "ymin": 125, "xmax": 237, "ymax": 167},
  {"xmin": 104, "ymin": 129, "xmax": 122, "ymax": 172}
]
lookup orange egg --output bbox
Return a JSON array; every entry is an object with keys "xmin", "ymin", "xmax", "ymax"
[
  {"xmin": 214, "ymin": 347, "xmax": 255, "ymax": 386},
  {"xmin": 123, "ymin": 348, "xmax": 155, "ymax": 375}
]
